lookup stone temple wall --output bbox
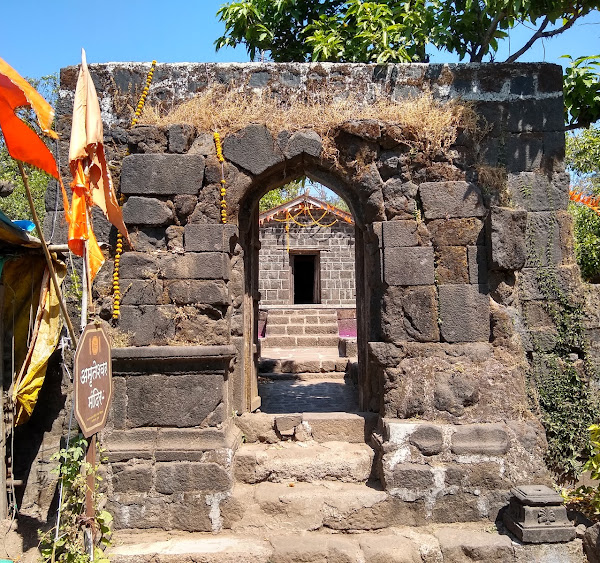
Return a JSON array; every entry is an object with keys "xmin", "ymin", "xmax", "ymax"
[
  {"xmin": 258, "ymin": 213, "xmax": 356, "ymax": 306},
  {"xmin": 19, "ymin": 61, "xmax": 588, "ymax": 530}
]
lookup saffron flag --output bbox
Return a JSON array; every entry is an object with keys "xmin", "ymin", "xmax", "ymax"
[
  {"xmin": 68, "ymin": 49, "xmax": 130, "ymax": 280},
  {"xmin": 0, "ymin": 57, "xmax": 60, "ymax": 178}
]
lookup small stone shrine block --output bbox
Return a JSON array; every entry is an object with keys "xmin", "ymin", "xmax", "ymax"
[{"xmin": 503, "ymin": 485, "xmax": 575, "ymax": 543}]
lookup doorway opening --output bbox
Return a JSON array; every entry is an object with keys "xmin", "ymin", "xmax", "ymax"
[
  {"xmin": 254, "ymin": 180, "xmax": 359, "ymax": 415},
  {"xmin": 291, "ymin": 252, "xmax": 320, "ymax": 305}
]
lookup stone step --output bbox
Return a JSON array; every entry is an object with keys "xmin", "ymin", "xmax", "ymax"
[
  {"xmin": 109, "ymin": 525, "xmax": 582, "ymax": 563},
  {"xmin": 266, "ymin": 323, "xmax": 339, "ymax": 336},
  {"xmin": 259, "ymin": 371, "xmax": 346, "ymax": 380},
  {"xmin": 266, "ymin": 314, "xmax": 339, "ymax": 325},
  {"xmin": 261, "ymin": 335, "xmax": 340, "ymax": 348},
  {"xmin": 234, "ymin": 440, "xmax": 375, "ymax": 484},
  {"xmin": 259, "ymin": 357, "xmax": 348, "ymax": 373},
  {"xmin": 228, "ymin": 480, "xmax": 394, "ymax": 533},
  {"xmin": 234, "ymin": 411, "xmax": 377, "ymax": 443},
  {"xmin": 267, "ymin": 308, "xmax": 338, "ymax": 317}
]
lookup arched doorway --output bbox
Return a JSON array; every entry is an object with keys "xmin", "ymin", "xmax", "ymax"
[
  {"xmin": 256, "ymin": 182, "xmax": 358, "ymax": 413},
  {"xmin": 234, "ymin": 161, "xmax": 377, "ymax": 415}
]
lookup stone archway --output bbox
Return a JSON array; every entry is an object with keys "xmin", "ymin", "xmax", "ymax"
[
  {"xmin": 232, "ymin": 148, "xmax": 375, "ymax": 413},
  {"xmin": 34, "ymin": 61, "xmax": 579, "ymax": 533}
]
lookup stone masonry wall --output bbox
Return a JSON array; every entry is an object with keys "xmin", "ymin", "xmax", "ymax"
[
  {"xmin": 23, "ymin": 61, "xmax": 587, "ymax": 529},
  {"xmin": 259, "ymin": 214, "xmax": 355, "ymax": 306}
]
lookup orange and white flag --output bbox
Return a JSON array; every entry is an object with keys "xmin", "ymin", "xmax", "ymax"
[{"xmin": 68, "ymin": 49, "xmax": 130, "ymax": 280}]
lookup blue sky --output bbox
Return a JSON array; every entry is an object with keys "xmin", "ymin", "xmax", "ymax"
[{"xmin": 0, "ymin": 1, "xmax": 599, "ymax": 79}]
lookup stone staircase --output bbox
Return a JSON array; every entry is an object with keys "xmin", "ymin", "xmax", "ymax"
[
  {"xmin": 108, "ymin": 412, "xmax": 586, "ymax": 562},
  {"xmin": 260, "ymin": 308, "xmax": 341, "ymax": 348}
]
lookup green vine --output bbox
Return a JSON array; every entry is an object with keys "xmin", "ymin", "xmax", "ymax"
[
  {"xmin": 39, "ymin": 435, "xmax": 112, "ymax": 563},
  {"xmin": 526, "ymin": 221, "xmax": 600, "ymax": 481}
]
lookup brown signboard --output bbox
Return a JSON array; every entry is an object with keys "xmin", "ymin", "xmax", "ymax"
[{"xmin": 74, "ymin": 324, "xmax": 113, "ymax": 438}]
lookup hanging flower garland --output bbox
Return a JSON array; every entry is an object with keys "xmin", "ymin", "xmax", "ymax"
[
  {"xmin": 213, "ymin": 131, "xmax": 227, "ymax": 223},
  {"xmin": 270, "ymin": 203, "xmax": 348, "ymax": 252},
  {"xmin": 113, "ymin": 60, "xmax": 157, "ymax": 320}
]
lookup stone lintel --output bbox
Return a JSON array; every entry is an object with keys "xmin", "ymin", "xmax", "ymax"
[{"xmin": 112, "ymin": 345, "xmax": 236, "ymax": 374}]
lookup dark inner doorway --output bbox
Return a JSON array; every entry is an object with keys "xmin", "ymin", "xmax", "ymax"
[{"xmin": 292, "ymin": 254, "xmax": 318, "ymax": 304}]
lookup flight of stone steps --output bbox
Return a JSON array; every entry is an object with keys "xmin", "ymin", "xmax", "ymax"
[
  {"xmin": 109, "ymin": 411, "xmax": 585, "ymax": 562},
  {"xmin": 260, "ymin": 308, "xmax": 342, "ymax": 348}
]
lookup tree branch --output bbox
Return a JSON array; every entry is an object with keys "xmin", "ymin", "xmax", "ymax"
[
  {"xmin": 472, "ymin": 11, "xmax": 505, "ymax": 62},
  {"xmin": 505, "ymin": 17, "xmax": 549, "ymax": 63},
  {"xmin": 505, "ymin": 11, "xmax": 584, "ymax": 63}
]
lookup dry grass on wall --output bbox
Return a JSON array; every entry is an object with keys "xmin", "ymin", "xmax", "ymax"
[{"xmin": 139, "ymin": 85, "xmax": 479, "ymax": 160}]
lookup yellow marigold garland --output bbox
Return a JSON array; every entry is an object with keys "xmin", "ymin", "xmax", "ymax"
[
  {"xmin": 214, "ymin": 131, "xmax": 227, "ymax": 223},
  {"xmin": 113, "ymin": 60, "xmax": 157, "ymax": 319}
]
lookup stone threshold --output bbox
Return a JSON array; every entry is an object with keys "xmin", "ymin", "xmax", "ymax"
[{"xmin": 261, "ymin": 304, "xmax": 356, "ymax": 310}]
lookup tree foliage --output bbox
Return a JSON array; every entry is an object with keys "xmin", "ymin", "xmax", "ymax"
[
  {"xmin": 564, "ymin": 56, "xmax": 600, "ymax": 130},
  {"xmin": 216, "ymin": 0, "xmax": 600, "ymax": 64},
  {"xmin": 567, "ymin": 126, "xmax": 600, "ymax": 282}
]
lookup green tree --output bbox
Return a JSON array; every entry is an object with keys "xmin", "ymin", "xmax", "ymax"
[
  {"xmin": 216, "ymin": 0, "xmax": 599, "ymax": 64},
  {"xmin": 259, "ymin": 179, "xmax": 305, "ymax": 211},
  {"xmin": 567, "ymin": 126, "xmax": 600, "ymax": 282},
  {"xmin": 0, "ymin": 74, "xmax": 58, "ymax": 225}
]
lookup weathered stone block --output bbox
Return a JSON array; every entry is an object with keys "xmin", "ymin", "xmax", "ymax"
[
  {"xmin": 401, "ymin": 285, "xmax": 439, "ymax": 342},
  {"xmin": 167, "ymin": 124, "xmax": 195, "ymax": 154},
  {"xmin": 508, "ymin": 171, "xmax": 569, "ymax": 211},
  {"xmin": 166, "ymin": 280, "xmax": 228, "ymax": 306},
  {"xmin": 506, "ymin": 132, "xmax": 543, "ymax": 173},
  {"xmin": 282, "ymin": 130, "xmax": 322, "ymax": 159},
  {"xmin": 158, "ymin": 252, "xmax": 229, "ymax": 280},
  {"xmin": 419, "ymin": 181, "xmax": 486, "ymax": 219},
  {"xmin": 128, "ymin": 125, "xmax": 167, "ymax": 153},
  {"xmin": 436, "ymin": 527, "xmax": 513, "ymax": 560},
  {"xmin": 451, "ymin": 423, "xmax": 509, "ymax": 455},
  {"xmin": 467, "ymin": 245, "xmax": 488, "ymax": 284},
  {"xmin": 122, "ymin": 196, "xmax": 174, "ymax": 226},
  {"xmin": 222, "ymin": 124, "xmax": 283, "ymax": 175},
  {"xmin": 506, "ymin": 97, "xmax": 565, "ymax": 133},
  {"xmin": 409, "ymin": 425, "xmax": 443, "ymax": 456},
  {"xmin": 111, "ymin": 463, "xmax": 153, "ymax": 492},
  {"xmin": 436, "ymin": 246, "xmax": 469, "ymax": 284},
  {"xmin": 381, "ymin": 220, "xmax": 419, "ymax": 247},
  {"xmin": 488, "ymin": 206, "xmax": 527, "ymax": 270},
  {"xmin": 126, "ymin": 373, "xmax": 223, "ymax": 428},
  {"xmin": 519, "ymin": 265, "xmax": 581, "ymax": 301},
  {"xmin": 184, "ymin": 224, "xmax": 238, "ymax": 253},
  {"xmin": 129, "ymin": 228, "xmax": 166, "ymax": 251},
  {"xmin": 434, "ymin": 373, "xmax": 480, "ymax": 416},
  {"xmin": 120, "ymin": 279, "xmax": 164, "ymax": 305},
  {"xmin": 121, "ymin": 154, "xmax": 205, "ymax": 195},
  {"xmin": 525, "ymin": 211, "xmax": 564, "ymax": 267},
  {"xmin": 427, "ymin": 218, "xmax": 485, "ymax": 247},
  {"xmin": 384, "ymin": 247, "xmax": 435, "ymax": 286},
  {"xmin": 117, "ymin": 305, "xmax": 177, "ymax": 346},
  {"xmin": 155, "ymin": 461, "xmax": 232, "ymax": 493},
  {"xmin": 382, "ymin": 178, "xmax": 418, "ymax": 220},
  {"xmin": 384, "ymin": 463, "xmax": 434, "ymax": 489},
  {"xmin": 438, "ymin": 285, "xmax": 490, "ymax": 342}
]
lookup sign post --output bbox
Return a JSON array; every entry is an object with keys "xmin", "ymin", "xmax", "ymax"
[{"xmin": 73, "ymin": 323, "xmax": 112, "ymax": 554}]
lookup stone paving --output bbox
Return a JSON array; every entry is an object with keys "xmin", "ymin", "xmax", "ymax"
[
  {"xmin": 258, "ymin": 346, "xmax": 359, "ymax": 413},
  {"xmin": 258, "ymin": 378, "xmax": 359, "ymax": 413}
]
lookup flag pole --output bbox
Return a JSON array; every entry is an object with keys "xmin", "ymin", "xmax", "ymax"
[{"xmin": 17, "ymin": 162, "xmax": 78, "ymax": 346}]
